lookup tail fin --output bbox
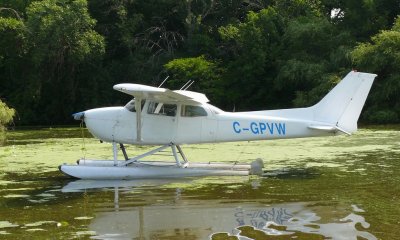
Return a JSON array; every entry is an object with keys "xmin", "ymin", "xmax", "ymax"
[{"xmin": 312, "ymin": 71, "xmax": 376, "ymax": 134}]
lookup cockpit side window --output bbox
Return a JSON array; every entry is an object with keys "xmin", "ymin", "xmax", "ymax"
[
  {"xmin": 124, "ymin": 99, "xmax": 145, "ymax": 112},
  {"xmin": 181, "ymin": 105, "xmax": 208, "ymax": 117},
  {"xmin": 147, "ymin": 101, "xmax": 177, "ymax": 117}
]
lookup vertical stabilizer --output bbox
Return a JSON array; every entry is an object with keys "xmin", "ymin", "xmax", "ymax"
[{"xmin": 312, "ymin": 71, "xmax": 376, "ymax": 133}]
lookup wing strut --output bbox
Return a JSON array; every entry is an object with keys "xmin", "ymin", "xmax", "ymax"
[{"xmin": 135, "ymin": 98, "xmax": 142, "ymax": 142}]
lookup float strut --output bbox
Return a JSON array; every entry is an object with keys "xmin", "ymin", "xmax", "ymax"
[
  {"xmin": 176, "ymin": 145, "xmax": 188, "ymax": 164},
  {"xmin": 171, "ymin": 145, "xmax": 181, "ymax": 167},
  {"xmin": 123, "ymin": 144, "xmax": 172, "ymax": 166},
  {"xmin": 112, "ymin": 142, "xmax": 118, "ymax": 166},
  {"xmin": 172, "ymin": 144, "xmax": 189, "ymax": 168},
  {"xmin": 121, "ymin": 144, "xmax": 190, "ymax": 167},
  {"xmin": 119, "ymin": 143, "xmax": 129, "ymax": 160}
]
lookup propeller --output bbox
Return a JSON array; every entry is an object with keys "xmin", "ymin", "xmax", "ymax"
[{"xmin": 72, "ymin": 111, "xmax": 85, "ymax": 121}]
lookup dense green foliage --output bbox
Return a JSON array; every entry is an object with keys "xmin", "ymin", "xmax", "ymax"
[
  {"xmin": 0, "ymin": 0, "xmax": 399, "ymax": 125},
  {"xmin": 352, "ymin": 17, "xmax": 400, "ymax": 123},
  {"xmin": 0, "ymin": 100, "xmax": 14, "ymax": 143}
]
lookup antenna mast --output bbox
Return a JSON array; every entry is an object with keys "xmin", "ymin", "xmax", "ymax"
[
  {"xmin": 180, "ymin": 80, "xmax": 192, "ymax": 90},
  {"xmin": 158, "ymin": 76, "xmax": 169, "ymax": 88},
  {"xmin": 183, "ymin": 80, "xmax": 195, "ymax": 90}
]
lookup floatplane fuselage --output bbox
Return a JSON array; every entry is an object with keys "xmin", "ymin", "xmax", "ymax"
[
  {"xmin": 60, "ymin": 71, "xmax": 376, "ymax": 179},
  {"xmin": 82, "ymin": 103, "xmax": 304, "ymax": 145}
]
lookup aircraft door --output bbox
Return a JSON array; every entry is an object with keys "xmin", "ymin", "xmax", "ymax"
[
  {"xmin": 141, "ymin": 101, "xmax": 178, "ymax": 144},
  {"xmin": 201, "ymin": 107, "xmax": 217, "ymax": 142}
]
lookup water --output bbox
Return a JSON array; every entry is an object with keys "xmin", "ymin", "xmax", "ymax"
[{"xmin": 0, "ymin": 126, "xmax": 399, "ymax": 239}]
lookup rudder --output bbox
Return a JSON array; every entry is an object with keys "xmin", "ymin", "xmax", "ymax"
[{"xmin": 312, "ymin": 71, "xmax": 376, "ymax": 133}]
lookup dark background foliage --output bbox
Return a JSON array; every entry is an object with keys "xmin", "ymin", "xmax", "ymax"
[{"xmin": 0, "ymin": 0, "xmax": 399, "ymax": 125}]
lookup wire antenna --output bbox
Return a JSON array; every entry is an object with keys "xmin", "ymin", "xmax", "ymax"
[
  {"xmin": 183, "ymin": 80, "xmax": 195, "ymax": 90},
  {"xmin": 158, "ymin": 76, "xmax": 169, "ymax": 88},
  {"xmin": 180, "ymin": 80, "xmax": 192, "ymax": 90}
]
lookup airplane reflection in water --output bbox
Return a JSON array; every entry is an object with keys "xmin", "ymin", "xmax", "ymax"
[{"xmin": 62, "ymin": 180, "xmax": 377, "ymax": 240}]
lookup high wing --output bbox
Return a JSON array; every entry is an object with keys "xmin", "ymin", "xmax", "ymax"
[
  {"xmin": 113, "ymin": 84, "xmax": 209, "ymax": 103},
  {"xmin": 113, "ymin": 83, "xmax": 209, "ymax": 142}
]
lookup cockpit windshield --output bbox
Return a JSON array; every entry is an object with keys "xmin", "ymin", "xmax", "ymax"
[
  {"xmin": 207, "ymin": 104, "xmax": 223, "ymax": 114},
  {"xmin": 124, "ymin": 99, "xmax": 145, "ymax": 112}
]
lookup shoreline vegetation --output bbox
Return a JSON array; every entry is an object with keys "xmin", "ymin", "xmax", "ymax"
[
  {"xmin": 0, "ymin": 0, "xmax": 399, "ymax": 128},
  {"xmin": 0, "ymin": 100, "xmax": 14, "ymax": 144}
]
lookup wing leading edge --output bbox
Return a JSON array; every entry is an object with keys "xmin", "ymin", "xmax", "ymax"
[{"xmin": 113, "ymin": 84, "xmax": 209, "ymax": 103}]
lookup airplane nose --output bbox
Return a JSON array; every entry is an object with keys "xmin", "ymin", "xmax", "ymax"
[
  {"xmin": 83, "ymin": 107, "xmax": 123, "ymax": 142},
  {"xmin": 72, "ymin": 111, "xmax": 85, "ymax": 121}
]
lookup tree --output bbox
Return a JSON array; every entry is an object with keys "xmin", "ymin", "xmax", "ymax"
[
  {"xmin": 0, "ymin": 0, "xmax": 398, "ymax": 125},
  {"xmin": 0, "ymin": 10, "xmax": 32, "ymax": 124},
  {"xmin": 322, "ymin": 0, "xmax": 400, "ymax": 41},
  {"xmin": 217, "ymin": 7, "xmax": 285, "ymax": 110},
  {"xmin": 0, "ymin": 16, "xmax": 26, "ymax": 81},
  {"xmin": 164, "ymin": 55, "xmax": 223, "ymax": 102},
  {"xmin": 276, "ymin": 15, "xmax": 353, "ymax": 107},
  {"xmin": 24, "ymin": 0, "xmax": 105, "ymax": 124},
  {"xmin": 352, "ymin": 16, "xmax": 400, "ymax": 123},
  {"xmin": 0, "ymin": 100, "xmax": 15, "ymax": 144}
]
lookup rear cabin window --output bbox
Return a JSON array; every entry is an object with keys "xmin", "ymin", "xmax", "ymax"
[
  {"xmin": 147, "ymin": 101, "xmax": 177, "ymax": 116},
  {"xmin": 181, "ymin": 105, "xmax": 208, "ymax": 117}
]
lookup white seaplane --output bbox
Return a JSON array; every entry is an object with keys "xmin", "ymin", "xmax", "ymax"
[{"xmin": 59, "ymin": 71, "xmax": 376, "ymax": 179}]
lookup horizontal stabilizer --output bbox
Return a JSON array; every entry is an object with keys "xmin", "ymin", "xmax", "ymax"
[{"xmin": 308, "ymin": 125, "xmax": 351, "ymax": 135}]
